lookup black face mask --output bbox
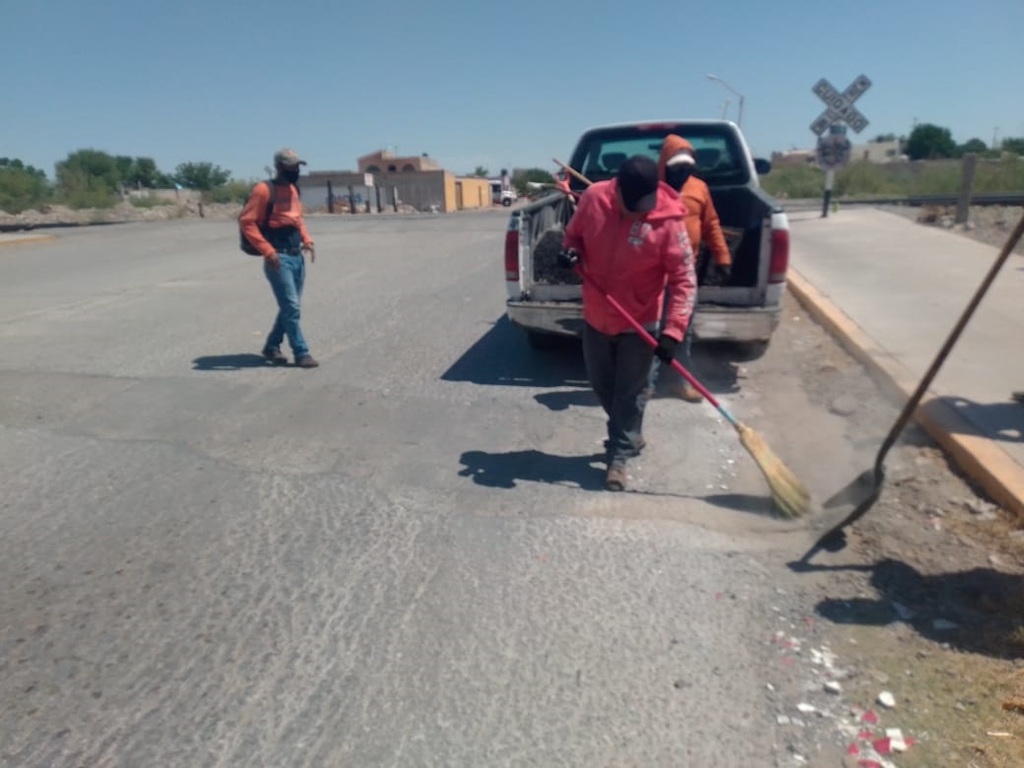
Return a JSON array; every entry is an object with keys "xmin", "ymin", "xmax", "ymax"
[
  {"xmin": 665, "ymin": 165, "xmax": 693, "ymax": 192},
  {"xmin": 280, "ymin": 168, "xmax": 300, "ymax": 185}
]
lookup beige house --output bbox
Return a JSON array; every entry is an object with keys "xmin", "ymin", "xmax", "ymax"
[{"xmin": 357, "ymin": 149, "xmax": 440, "ymax": 174}]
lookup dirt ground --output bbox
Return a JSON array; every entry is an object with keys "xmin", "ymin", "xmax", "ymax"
[
  {"xmin": 721, "ymin": 286, "xmax": 1024, "ymax": 766},
  {"xmin": 883, "ymin": 203, "xmax": 1024, "ymax": 255}
]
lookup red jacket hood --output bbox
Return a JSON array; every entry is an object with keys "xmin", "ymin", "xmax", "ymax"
[{"xmin": 657, "ymin": 135, "xmax": 695, "ymax": 181}]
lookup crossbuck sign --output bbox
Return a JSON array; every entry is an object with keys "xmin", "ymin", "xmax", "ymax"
[{"xmin": 810, "ymin": 74, "xmax": 871, "ymax": 135}]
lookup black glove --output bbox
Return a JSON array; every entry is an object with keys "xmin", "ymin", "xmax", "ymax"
[
  {"xmin": 654, "ymin": 334, "xmax": 678, "ymax": 364},
  {"xmin": 713, "ymin": 262, "xmax": 732, "ymax": 283},
  {"xmin": 557, "ymin": 248, "xmax": 580, "ymax": 269}
]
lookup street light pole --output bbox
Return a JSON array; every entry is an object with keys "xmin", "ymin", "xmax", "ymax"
[{"xmin": 706, "ymin": 74, "xmax": 744, "ymax": 128}]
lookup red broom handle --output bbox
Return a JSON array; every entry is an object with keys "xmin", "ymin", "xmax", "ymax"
[{"xmin": 577, "ymin": 267, "xmax": 729, "ymax": 416}]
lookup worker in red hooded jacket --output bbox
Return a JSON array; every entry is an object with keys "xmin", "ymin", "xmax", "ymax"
[
  {"xmin": 652, "ymin": 135, "xmax": 733, "ymax": 401},
  {"xmin": 560, "ymin": 155, "xmax": 696, "ymax": 491}
]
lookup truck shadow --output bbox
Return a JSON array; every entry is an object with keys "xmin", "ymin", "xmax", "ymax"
[
  {"xmin": 441, "ymin": 316, "xmax": 589, "ymax": 389},
  {"xmin": 442, "ymin": 316, "xmax": 750, "ymax": 404},
  {"xmin": 798, "ymin": 558, "xmax": 1024, "ymax": 660}
]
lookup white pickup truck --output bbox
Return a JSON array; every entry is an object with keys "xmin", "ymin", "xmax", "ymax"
[{"xmin": 504, "ymin": 120, "xmax": 790, "ymax": 356}]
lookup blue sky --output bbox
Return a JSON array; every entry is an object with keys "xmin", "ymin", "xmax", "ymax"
[{"xmin": 3, "ymin": 0, "xmax": 1022, "ymax": 181}]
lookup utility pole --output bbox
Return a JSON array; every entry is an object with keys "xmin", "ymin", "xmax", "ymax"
[{"xmin": 706, "ymin": 74, "xmax": 744, "ymax": 128}]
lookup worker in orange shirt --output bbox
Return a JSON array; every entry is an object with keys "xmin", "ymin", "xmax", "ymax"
[
  {"xmin": 240, "ymin": 148, "xmax": 319, "ymax": 369},
  {"xmin": 652, "ymin": 134, "xmax": 732, "ymax": 401}
]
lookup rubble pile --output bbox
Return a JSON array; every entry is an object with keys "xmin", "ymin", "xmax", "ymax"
[{"xmin": 532, "ymin": 226, "xmax": 581, "ymax": 285}]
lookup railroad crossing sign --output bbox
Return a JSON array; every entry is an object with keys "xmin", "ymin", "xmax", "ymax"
[
  {"xmin": 810, "ymin": 74, "xmax": 871, "ymax": 135},
  {"xmin": 816, "ymin": 128, "xmax": 852, "ymax": 171}
]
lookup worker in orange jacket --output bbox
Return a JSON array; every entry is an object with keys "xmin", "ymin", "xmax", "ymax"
[{"xmin": 652, "ymin": 134, "xmax": 732, "ymax": 402}]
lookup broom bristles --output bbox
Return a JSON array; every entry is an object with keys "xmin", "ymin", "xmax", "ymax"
[{"xmin": 736, "ymin": 423, "xmax": 811, "ymax": 519}]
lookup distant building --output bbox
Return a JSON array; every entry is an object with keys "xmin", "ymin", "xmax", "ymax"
[
  {"xmin": 357, "ymin": 149, "xmax": 440, "ymax": 174},
  {"xmin": 850, "ymin": 139, "xmax": 904, "ymax": 163},
  {"xmin": 772, "ymin": 138, "xmax": 906, "ymax": 167},
  {"xmin": 301, "ymin": 149, "xmax": 491, "ymax": 214}
]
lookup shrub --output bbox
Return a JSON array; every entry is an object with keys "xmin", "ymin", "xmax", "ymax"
[
  {"xmin": 129, "ymin": 194, "xmax": 175, "ymax": 208},
  {"xmin": 760, "ymin": 164, "xmax": 823, "ymax": 198},
  {"xmin": 0, "ymin": 166, "xmax": 52, "ymax": 213},
  {"xmin": 203, "ymin": 180, "xmax": 256, "ymax": 204}
]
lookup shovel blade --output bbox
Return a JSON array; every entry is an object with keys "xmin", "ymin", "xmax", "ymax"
[
  {"xmin": 805, "ymin": 466, "xmax": 886, "ymax": 551},
  {"xmin": 824, "ymin": 468, "xmax": 882, "ymax": 510}
]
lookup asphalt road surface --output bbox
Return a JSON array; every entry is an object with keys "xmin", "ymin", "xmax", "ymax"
[{"xmin": 1, "ymin": 212, "xmax": 849, "ymax": 767}]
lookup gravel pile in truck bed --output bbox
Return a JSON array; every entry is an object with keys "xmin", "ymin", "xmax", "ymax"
[{"xmin": 532, "ymin": 226, "xmax": 582, "ymax": 285}]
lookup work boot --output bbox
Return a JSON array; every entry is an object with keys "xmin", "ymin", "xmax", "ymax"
[
  {"xmin": 295, "ymin": 355, "xmax": 320, "ymax": 369},
  {"xmin": 669, "ymin": 381, "xmax": 703, "ymax": 403},
  {"xmin": 605, "ymin": 463, "xmax": 627, "ymax": 492},
  {"xmin": 262, "ymin": 346, "xmax": 288, "ymax": 364}
]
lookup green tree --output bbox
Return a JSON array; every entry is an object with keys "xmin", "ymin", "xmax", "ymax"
[
  {"xmin": 114, "ymin": 155, "xmax": 134, "ymax": 186},
  {"xmin": 123, "ymin": 157, "xmax": 161, "ymax": 188},
  {"xmin": 1001, "ymin": 137, "xmax": 1024, "ymax": 155},
  {"xmin": 55, "ymin": 149, "xmax": 121, "ymax": 208},
  {"xmin": 511, "ymin": 167, "xmax": 555, "ymax": 196},
  {"xmin": 959, "ymin": 138, "xmax": 987, "ymax": 155},
  {"xmin": 0, "ymin": 157, "xmax": 47, "ymax": 180},
  {"xmin": 0, "ymin": 158, "xmax": 52, "ymax": 213},
  {"xmin": 174, "ymin": 162, "xmax": 231, "ymax": 190},
  {"xmin": 471, "ymin": 165, "xmax": 489, "ymax": 177},
  {"xmin": 905, "ymin": 124, "xmax": 957, "ymax": 160}
]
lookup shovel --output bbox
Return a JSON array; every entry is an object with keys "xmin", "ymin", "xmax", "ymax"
[{"xmin": 804, "ymin": 210, "xmax": 1024, "ymax": 557}]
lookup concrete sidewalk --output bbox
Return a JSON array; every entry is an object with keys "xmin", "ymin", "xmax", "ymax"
[{"xmin": 787, "ymin": 206, "xmax": 1024, "ymax": 519}]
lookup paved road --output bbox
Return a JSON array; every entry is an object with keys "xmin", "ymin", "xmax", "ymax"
[{"xmin": 2, "ymin": 213, "xmax": 822, "ymax": 766}]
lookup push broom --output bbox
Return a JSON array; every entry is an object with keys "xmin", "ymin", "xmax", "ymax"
[
  {"xmin": 553, "ymin": 157, "xmax": 811, "ymax": 518},
  {"xmin": 578, "ymin": 267, "xmax": 811, "ymax": 518}
]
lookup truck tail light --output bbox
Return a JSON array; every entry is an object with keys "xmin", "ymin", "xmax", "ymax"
[
  {"xmin": 504, "ymin": 228, "xmax": 519, "ymax": 281},
  {"xmin": 769, "ymin": 228, "xmax": 789, "ymax": 284}
]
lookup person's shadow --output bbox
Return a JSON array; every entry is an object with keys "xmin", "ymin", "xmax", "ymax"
[
  {"xmin": 457, "ymin": 449, "xmax": 784, "ymax": 515},
  {"xmin": 458, "ymin": 449, "xmax": 607, "ymax": 491},
  {"xmin": 803, "ymin": 558, "xmax": 1024, "ymax": 660},
  {"xmin": 192, "ymin": 353, "xmax": 275, "ymax": 371}
]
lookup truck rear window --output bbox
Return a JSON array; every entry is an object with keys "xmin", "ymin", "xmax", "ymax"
[{"xmin": 567, "ymin": 124, "xmax": 750, "ymax": 189}]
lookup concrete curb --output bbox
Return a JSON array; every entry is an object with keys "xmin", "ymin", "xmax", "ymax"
[
  {"xmin": 0, "ymin": 234, "xmax": 57, "ymax": 248},
  {"xmin": 786, "ymin": 269, "xmax": 1024, "ymax": 521}
]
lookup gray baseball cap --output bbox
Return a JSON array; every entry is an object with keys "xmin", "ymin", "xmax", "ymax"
[{"xmin": 274, "ymin": 148, "xmax": 307, "ymax": 168}]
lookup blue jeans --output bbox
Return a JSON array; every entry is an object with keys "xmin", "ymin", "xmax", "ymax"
[{"xmin": 264, "ymin": 253, "xmax": 309, "ymax": 359}]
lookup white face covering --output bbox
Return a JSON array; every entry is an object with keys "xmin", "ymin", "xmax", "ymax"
[{"xmin": 665, "ymin": 154, "xmax": 695, "ymax": 191}]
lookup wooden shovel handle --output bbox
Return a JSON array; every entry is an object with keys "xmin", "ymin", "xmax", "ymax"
[{"xmin": 553, "ymin": 158, "xmax": 593, "ymax": 187}]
